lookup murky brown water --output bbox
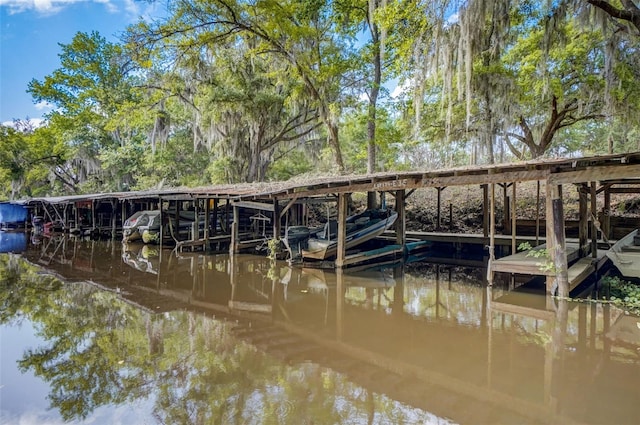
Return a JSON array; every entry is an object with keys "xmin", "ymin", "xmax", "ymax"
[{"xmin": 1, "ymin": 234, "xmax": 639, "ymax": 424}]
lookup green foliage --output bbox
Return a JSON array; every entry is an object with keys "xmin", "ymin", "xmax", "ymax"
[
  {"xmin": 518, "ymin": 242, "xmax": 555, "ymax": 274},
  {"xmin": 602, "ymin": 276, "xmax": 640, "ymax": 315},
  {"xmin": 266, "ymin": 238, "xmax": 280, "ymax": 261},
  {"xmin": 266, "ymin": 150, "xmax": 314, "ymax": 181},
  {"xmin": 6, "ymin": 0, "xmax": 639, "ymax": 197}
]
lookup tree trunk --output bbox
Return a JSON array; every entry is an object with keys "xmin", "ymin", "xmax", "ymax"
[{"xmin": 321, "ymin": 106, "xmax": 345, "ymax": 172}]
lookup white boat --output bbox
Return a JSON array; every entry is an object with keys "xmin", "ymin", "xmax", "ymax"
[
  {"xmin": 284, "ymin": 209, "xmax": 398, "ymax": 261},
  {"xmin": 122, "ymin": 211, "xmax": 159, "ymax": 242},
  {"xmin": 123, "ymin": 209, "xmax": 211, "ymax": 244},
  {"xmin": 606, "ymin": 229, "xmax": 640, "ymax": 278}
]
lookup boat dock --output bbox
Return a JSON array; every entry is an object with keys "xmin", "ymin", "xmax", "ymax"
[{"xmin": 4, "ymin": 152, "xmax": 640, "ymax": 295}]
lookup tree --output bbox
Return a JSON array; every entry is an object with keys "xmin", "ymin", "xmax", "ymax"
[
  {"xmin": 127, "ymin": 0, "xmax": 359, "ymax": 174},
  {"xmin": 587, "ymin": 0, "xmax": 640, "ymax": 33},
  {"xmin": 28, "ymin": 31, "xmax": 141, "ymax": 192},
  {"xmin": 502, "ymin": 19, "xmax": 606, "ymax": 158}
]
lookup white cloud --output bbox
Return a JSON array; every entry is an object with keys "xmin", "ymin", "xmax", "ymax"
[
  {"xmin": 1, "ymin": 0, "xmax": 72, "ymax": 15},
  {"xmin": 1, "ymin": 117, "xmax": 45, "ymax": 128},
  {"xmin": 391, "ymin": 79, "xmax": 412, "ymax": 98},
  {"xmin": 0, "ymin": 0, "xmax": 121, "ymax": 16},
  {"xmin": 34, "ymin": 100, "xmax": 53, "ymax": 111}
]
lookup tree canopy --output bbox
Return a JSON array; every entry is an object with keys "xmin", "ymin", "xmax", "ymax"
[{"xmin": 1, "ymin": 0, "xmax": 638, "ymax": 199}]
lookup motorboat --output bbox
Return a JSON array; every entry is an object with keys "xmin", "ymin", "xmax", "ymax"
[
  {"xmin": 606, "ymin": 229, "xmax": 640, "ymax": 278},
  {"xmin": 284, "ymin": 209, "xmax": 398, "ymax": 261},
  {"xmin": 122, "ymin": 210, "xmax": 159, "ymax": 242},
  {"xmin": 124, "ymin": 210, "xmax": 207, "ymax": 244}
]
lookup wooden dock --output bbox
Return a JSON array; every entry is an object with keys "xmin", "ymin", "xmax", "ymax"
[{"xmin": 492, "ymin": 243, "xmax": 610, "ymax": 292}]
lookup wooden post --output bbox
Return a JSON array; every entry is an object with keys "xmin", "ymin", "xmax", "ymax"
[
  {"xmin": 91, "ymin": 200, "xmax": 96, "ymax": 232},
  {"xmin": 174, "ymin": 200, "xmax": 181, "ymax": 242},
  {"xmin": 204, "ymin": 198, "xmax": 211, "ymax": 241},
  {"xmin": 578, "ymin": 184, "xmax": 589, "ymax": 257},
  {"xmin": 111, "ymin": 200, "xmax": 117, "ymax": 239},
  {"xmin": 511, "ymin": 182, "xmax": 517, "ymax": 255},
  {"xmin": 273, "ymin": 199, "xmax": 281, "ymax": 240},
  {"xmin": 230, "ymin": 204, "xmax": 239, "ymax": 255},
  {"xmin": 603, "ymin": 185, "xmax": 611, "ymax": 240},
  {"xmin": 193, "ymin": 198, "xmax": 200, "ymax": 241},
  {"xmin": 212, "ymin": 198, "xmax": 219, "ymax": 236},
  {"xmin": 74, "ymin": 203, "xmax": 79, "ymax": 231},
  {"xmin": 159, "ymin": 199, "xmax": 164, "ymax": 248},
  {"xmin": 590, "ymin": 182, "xmax": 598, "ymax": 258},
  {"xmin": 335, "ymin": 193, "xmax": 348, "ymax": 268},
  {"xmin": 535, "ymin": 181, "xmax": 541, "ymax": 245},
  {"xmin": 395, "ymin": 190, "xmax": 406, "ymax": 248},
  {"xmin": 436, "ymin": 187, "xmax": 442, "ymax": 230},
  {"xmin": 546, "ymin": 184, "xmax": 569, "ymax": 296},
  {"xmin": 482, "ymin": 184, "xmax": 489, "ymax": 237},
  {"xmin": 503, "ymin": 183, "xmax": 510, "ymax": 234},
  {"xmin": 121, "ymin": 201, "xmax": 127, "ymax": 236},
  {"xmin": 487, "ymin": 183, "xmax": 496, "ymax": 286}
]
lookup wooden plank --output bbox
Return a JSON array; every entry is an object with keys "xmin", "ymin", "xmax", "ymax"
[
  {"xmin": 493, "ymin": 243, "xmax": 580, "ymax": 276},
  {"xmin": 548, "ymin": 163, "xmax": 640, "ymax": 185},
  {"xmin": 335, "ymin": 193, "xmax": 348, "ymax": 268},
  {"xmin": 281, "ymin": 169, "xmax": 550, "ymax": 199},
  {"xmin": 342, "ymin": 246, "xmax": 404, "ymax": 266},
  {"xmin": 568, "ymin": 258, "xmax": 595, "ymax": 292},
  {"xmin": 233, "ymin": 200, "xmax": 275, "ymax": 212},
  {"xmin": 396, "ymin": 189, "xmax": 406, "ymax": 246}
]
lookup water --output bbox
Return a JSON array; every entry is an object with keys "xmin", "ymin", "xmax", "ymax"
[{"xmin": 1, "ymin": 234, "xmax": 639, "ymax": 424}]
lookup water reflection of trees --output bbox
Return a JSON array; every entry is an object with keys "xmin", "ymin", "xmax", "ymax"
[
  {"xmin": 2, "ymin": 253, "xmax": 440, "ymax": 424},
  {"xmin": 7, "ymin": 237, "xmax": 640, "ymax": 424}
]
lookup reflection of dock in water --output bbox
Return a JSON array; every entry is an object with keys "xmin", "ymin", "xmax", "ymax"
[{"xmin": 19, "ymin": 237, "xmax": 640, "ymax": 425}]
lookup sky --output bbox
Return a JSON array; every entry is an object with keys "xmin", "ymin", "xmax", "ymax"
[{"xmin": 0, "ymin": 0, "xmax": 166, "ymax": 125}]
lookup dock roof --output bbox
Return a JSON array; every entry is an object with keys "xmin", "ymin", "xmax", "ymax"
[{"xmin": 14, "ymin": 152, "xmax": 640, "ymax": 205}]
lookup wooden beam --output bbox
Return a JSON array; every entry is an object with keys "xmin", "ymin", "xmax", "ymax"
[
  {"xmin": 578, "ymin": 185, "xmax": 588, "ymax": 257},
  {"xmin": 603, "ymin": 186, "xmax": 611, "ymax": 239},
  {"xmin": 335, "ymin": 193, "xmax": 348, "ymax": 268},
  {"xmin": 608, "ymin": 187, "xmax": 640, "ymax": 194},
  {"xmin": 273, "ymin": 199, "xmax": 281, "ymax": 239},
  {"xmin": 230, "ymin": 204, "xmax": 239, "ymax": 255},
  {"xmin": 511, "ymin": 182, "xmax": 517, "ymax": 254},
  {"xmin": 590, "ymin": 182, "xmax": 598, "ymax": 258},
  {"xmin": 546, "ymin": 184, "xmax": 569, "ymax": 296},
  {"xmin": 548, "ymin": 163, "xmax": 640, "ymax": 185},
  {"xmin": 482, "ymin": 185, "xmax": 488, "ymax": 237},
  {"xmin": 396, "ymin": 189, "xmax": 406, "ymax": 247},
  {"xmin": 503, "ymin": 183, "xmax": 511, "ymax": 234},
  {"xmin": 535, "ymin": 181, "xmax": 541, "ymax": 245},
  {"xmin": 487, "ymin": 183, "xmax": 496, "ymax": 286},
  {"xmin": 204, "ymin": 198, "xmax": 211, "ymax": 241},
  {"xmin": 277, "ymin": 169, "xmax": 550, "ymax": 199},
  {"xmin": 436, "ymin": 187, "xmax": 443, "ymax": 229},
  {"xmin": 279, "ymin": 196, "xmax": 299, "ymax": 219},
  {"xmin": 233, "ymin": 200, "xmax": 275, "ymax": 212}
]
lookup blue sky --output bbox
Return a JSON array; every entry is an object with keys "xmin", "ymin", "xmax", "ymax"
[{"xmin": 0, "ymin": 0, "xmax": 165, "ymax": 124}]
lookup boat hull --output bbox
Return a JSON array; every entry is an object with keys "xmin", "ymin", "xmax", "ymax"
[
  {"xmin": 607, "ymin": 229, "xmax": 640, "ymax": 278},
  {"xmin": 301, "ymin": 210, "xmax": 398, "ymax": 261}
]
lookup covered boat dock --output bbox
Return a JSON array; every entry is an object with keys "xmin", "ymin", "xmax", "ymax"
[{"xmin": 8, "ymin": 152, "xmax": 640, "ymax": 296}]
